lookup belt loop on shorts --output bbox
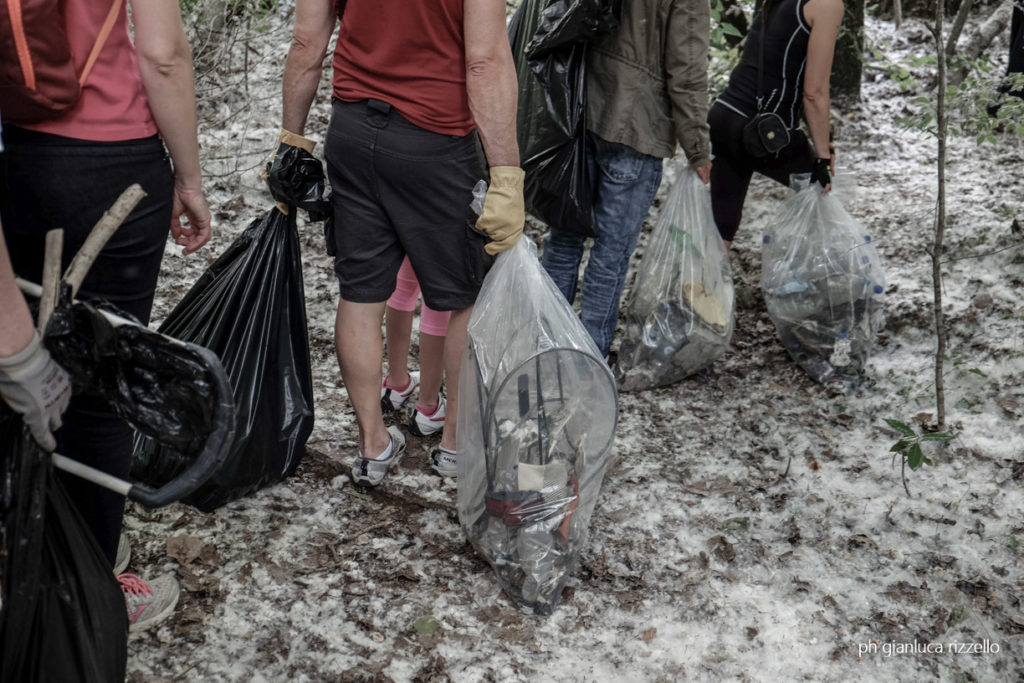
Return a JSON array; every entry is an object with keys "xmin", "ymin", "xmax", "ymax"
[{"xmin": 366, "ymin": 99, "xmax": 392, "ymax": 129}]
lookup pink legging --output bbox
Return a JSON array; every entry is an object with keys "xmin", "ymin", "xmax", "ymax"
[{"xmin": 387, "ymin": 257, "xmax": 450, "ymax": 336}]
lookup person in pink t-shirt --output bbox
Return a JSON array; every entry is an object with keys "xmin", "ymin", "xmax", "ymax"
[{"xmin": 0, "ymin": 0, "xmax": 211, "ymax": 635}]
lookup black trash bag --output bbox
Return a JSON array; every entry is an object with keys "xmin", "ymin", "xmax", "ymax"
[
  {"xmin": 133, "ymin": 207, "xmax": 314, "ymax": 512},
  {"xmin": 0, "ymin": 411, "xmax": 129, "ymax": 683},
  {"xmin": 38, "ymin": 292, "xmax": 235, "ymax": 507},
  {"xmin": 45, "ymin": 293, "xmax": 225, "ymax": 456},
  {"xmin": 265, "ymin": 144, "xmax": 331, "ymax": 222},
  {"xmin": 509, "ymin": 0, "xmax": 618, "ymax": 238}
]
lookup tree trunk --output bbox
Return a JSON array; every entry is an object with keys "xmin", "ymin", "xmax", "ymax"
[
  {"xmin": 950, "ymin": 0, "xmax": 1014, "ymax": 85},
  {"xmin": 933, "ymin": 0, "xmax": 948, "ymax": 429},
  {"xmin": 832, "ymin": 0, "xmax": 865, "ymax": 100},
  {"xmin": 945, "ymin": 0, "xmax": 975, "ymax": 55}
]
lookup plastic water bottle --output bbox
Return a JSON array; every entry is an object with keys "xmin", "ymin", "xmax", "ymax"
[
  {"xmin": 517, "ymin": 524, "xmax": 556, "ymax": 603},
  {"xmin": 829, "ymin": 330, "xmax": 852, "ymax": 368},
  {"xmin": 641, "ymin": 302, "xmax": 689, "ymax": 378},
  {"xmin": 470, "ymin": 179, "xmax": 487, "ymax": 216}
]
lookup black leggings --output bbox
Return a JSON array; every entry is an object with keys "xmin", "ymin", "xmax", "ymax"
[
  {"xmin": 708, "ymin": 102, "xmax": 816, "ymax": 242},
  {"xmin": 0, "ymin": 125, "xmax": 173, "ymax": 566}
]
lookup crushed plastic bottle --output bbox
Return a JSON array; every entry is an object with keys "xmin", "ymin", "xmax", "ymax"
[
  {"xmin": 470, "ymin": 179, "xmax": 488, "ymax": 216},
  {"xmin": 829, "ymin": 331, "xmax": 852, "ymax": 368},
  {"xmin": 517, "ymin": 522, "xmax": 556, "ymax": 604}
]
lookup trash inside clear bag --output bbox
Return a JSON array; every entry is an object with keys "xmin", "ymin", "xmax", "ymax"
[
  {"xmin": 617, "ymin": 164, "xmax": 735, "ymax": 391},
  {"xmin": 761, "ymin": 175, "xmax": 886, "ymax": 388},
  {"xmin": 457, "ymin": 238, "xmax": 617, "ymax": 615}
]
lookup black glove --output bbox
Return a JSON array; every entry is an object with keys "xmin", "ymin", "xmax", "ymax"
[
  {"xmin": 810, "ymin": 158, "xmax": 831, "ymax": 189},
  {"xmin": 265, "ymin": 131, "xmax": 330, "ymax": 220}
]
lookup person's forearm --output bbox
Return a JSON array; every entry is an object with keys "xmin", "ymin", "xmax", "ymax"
[
  {"xmin": 137, "ymin": 36, "xmax": 203, "ymax": 189},
  {"xmin": 282, "ymin": 33, "xmax": 330, "ymax": 134},
  {"xmin": 282, "ymin": 0, "xmax": 335, "ymax": 135},
  {"xmin": 803, "ymin": 90, "xmax": 831, "ymax": 159},
  {"xmin": 0, "ymin": 226, "xmax": 35, "ymax": 357},
  {"xmin": 467, "ymin": 54, "xmax": 520, "ymax": 168}
]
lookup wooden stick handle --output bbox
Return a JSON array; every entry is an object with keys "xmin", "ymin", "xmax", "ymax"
[
  {"xmin": 63, "ymin": 183, "xmax": 147, "ymax": 297},
  {"xmin": 37, "ymin": 229, "xmax": 63, "ymax": 334}
]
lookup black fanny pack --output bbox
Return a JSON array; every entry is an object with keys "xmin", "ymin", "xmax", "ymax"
[{"xmin": 742, "ymin": 112, "xmax": 791, "ymax": 158}]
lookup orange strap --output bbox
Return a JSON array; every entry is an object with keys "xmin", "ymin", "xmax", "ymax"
[
  {"xmin": 8, "ymin": 0, "xmax": 36, "ymax": 88},
  {"xmin": 78, "ymin": 0, "xmax": 123, "ymax": 87}
]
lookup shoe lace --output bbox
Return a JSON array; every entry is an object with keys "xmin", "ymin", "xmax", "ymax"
[{"xmin": 118, "ymin": 573, "xmax": 154, "ymax": 599}]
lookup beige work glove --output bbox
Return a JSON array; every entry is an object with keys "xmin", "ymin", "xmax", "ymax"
[
  {"xmin": 475, "ymin": 166, "xmax": 525, "ymax": 256},
  {"xmin": 264, "ymin": 129, "xmax": 318, "ymax": 215}
]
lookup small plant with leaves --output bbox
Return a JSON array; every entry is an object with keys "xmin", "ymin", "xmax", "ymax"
[{"xmin": 886, "ymin": 418, "xmax": 955, "ymax": 495}]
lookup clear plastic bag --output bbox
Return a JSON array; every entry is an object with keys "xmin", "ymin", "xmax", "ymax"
[
  {"xmin": 457, "ymin": 238, "xmax": 618, "ymax": 615},
  {"xmin": 616, "ymin": 164, "xmax": 735, "ymax": 391},
  {"xmin": 761, "ymin": 175, "xmax": 885, "ymax": 387}
]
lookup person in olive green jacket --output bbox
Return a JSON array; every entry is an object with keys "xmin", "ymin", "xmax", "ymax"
[{"xmin": 540, "ymin": 0, "xmax": 712, "ymax": 361}]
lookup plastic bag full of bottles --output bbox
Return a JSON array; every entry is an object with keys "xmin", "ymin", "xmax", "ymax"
[
  {"xmin": 616, "ymin": 165, "xmax": 735, "ymax": 391},
  {"xmin": 761, "ymin": 174, "xmax": 885, "ymax": 388}
]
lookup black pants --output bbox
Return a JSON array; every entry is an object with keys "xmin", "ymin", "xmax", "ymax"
[
  {"xmin": 708, "ymin": 102, "xmax": 816, "ymax": 242},
  {"xmin": 0, "ymin": 125, "xmax": 173, "ymax": 566}
]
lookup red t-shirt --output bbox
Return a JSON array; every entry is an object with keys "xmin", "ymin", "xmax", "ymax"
[
  {"xmin": 332, "ymin": 0, "xmax": 475, "ymax": 136},
  {"xmin": 23, "ymin": 0, "xmax": 157, "ymax": 141}
]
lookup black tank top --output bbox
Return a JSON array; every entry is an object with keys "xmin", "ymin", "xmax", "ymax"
[{"xmin": 716, "ymin": 0, "xmax": 812, "ymax": 129}]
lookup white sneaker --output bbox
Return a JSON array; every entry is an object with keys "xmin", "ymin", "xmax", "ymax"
[
  {"xmin": 351, "ymin": 426, "xmax": 407, "ymax": 487},
  {"xmin": 380, "ymin": 371, "xmax": 420, "ymax": 413},
  {"xmin": 430, "ymin": 446, "xmax": 457, "ymax": 477},
  {"xmin": 409, "ymin": 397, "xmax": 446, "ymax": 437},
  {"xmin": 119, "ymin": 572, "xmax": 180, "ymax": 634}
]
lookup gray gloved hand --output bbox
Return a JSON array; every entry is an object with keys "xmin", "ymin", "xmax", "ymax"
[{"xmin": 0, "ymin": 331, "xmax": 71, "ymax": 451}]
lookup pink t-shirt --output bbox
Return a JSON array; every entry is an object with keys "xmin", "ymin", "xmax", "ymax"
[{"xmin": 23, "ymin": 0, "xmax": 157, "ymax": 141}]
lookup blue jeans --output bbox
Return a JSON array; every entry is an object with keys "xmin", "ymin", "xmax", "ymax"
[{"xmin": 540, "ymin": 133, "xmax": 663, "ymax": 357}]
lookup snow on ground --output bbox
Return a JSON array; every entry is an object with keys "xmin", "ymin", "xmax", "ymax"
[{"xmin": 126, "ymin": 8, "xmax": 1022, "ymax": 682}]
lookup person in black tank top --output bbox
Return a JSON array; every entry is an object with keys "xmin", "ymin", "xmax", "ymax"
[{"xmin": 708, "ymin": 0, "xmax": 845, "ymax": 247}]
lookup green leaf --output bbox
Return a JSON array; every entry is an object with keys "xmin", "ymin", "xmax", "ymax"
[
  {"xmin": 885, "ymin": 419, "xmax": 916, "ymax": 437},
  {"xmin": 907, "ymin": 443, "xmax": 925, "ymax": 469},
  {"xmin": 722, "ymin": 24, "xmax": 744, "ymax": 37},
  {"xmin": 413, "ymin": 616, "xmax": 439, "ymax": 635},
  {"xmin": 921, "ymin": 432, "xmax": 955, "ymax": 442},
  {"xmin": 890, "ymin": 439, "xmax": 912, "ymax": 453}
]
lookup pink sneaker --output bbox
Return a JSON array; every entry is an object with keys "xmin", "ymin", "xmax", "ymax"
[{"xmin": 119, "ymin": 572, "xmax": 180, "ymax": 634}]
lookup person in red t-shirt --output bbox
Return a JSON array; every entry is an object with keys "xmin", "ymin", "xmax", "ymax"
[{"xmin": 273, "ymin": 0, "xmax": 524, "ymax": 487}]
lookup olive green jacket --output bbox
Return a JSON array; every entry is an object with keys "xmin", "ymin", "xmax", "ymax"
[{"xmin": 586, "ymin": 0, "xmax": 711, "ymax": 164}]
